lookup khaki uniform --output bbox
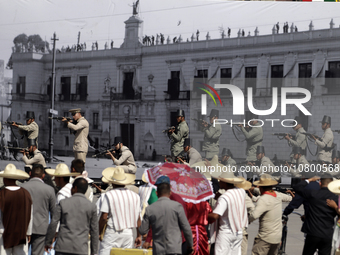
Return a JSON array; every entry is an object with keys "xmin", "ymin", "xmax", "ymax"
[
  {"xmin": 18, "ymin": 121, "xmax": 39, "ymax": 147},
  {"xmin": 258, "ymin": 156, "xmax": 276, "ymax": 176},
  {"xmin": 249, "ymin": 192, "xmax": 292, "ymax": 255},
  {"xmin": 22, "ymin": 149, "xmax": 46, "ymax": 168},
  {"xmin": 241, "ymin": 123, "xmax": 263, "ymax": 161},
  {"xmin": 290, "ymin": 155, "xmax": 310, "ymax": 178},
  {"xmin": 315, "ymin": 127, "xmax": 333, "ymax": 163},
  {"xmin": 113, "ymin": 146, "xmax": 137, "ymax": 174},
  {"xmin": 67, "ymin": 117, "xmax": 89, "ymax": 162},
  {"xmin": 186, "ymin": 147, "xmax": 202, "ymax": 166},
  {"xmin": 202, "ymin": 124, "xmax": 222, "ymax": 159},
  {"xmin": 288, "ymin": 127, "xmax": 307, "ymax": 161},
  {"xmin": 223, "ymin": 157, "xmax": 237, "ymax": 169},
  {"xmin": 169, "ymin": 121, "xmax": 189, "ymax": 157}
]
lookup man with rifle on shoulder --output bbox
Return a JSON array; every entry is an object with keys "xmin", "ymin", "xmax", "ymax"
[
  {"xmin": 168, "ymin": 109, "xmax": 189, "ymax": 158},
  {"xmin": 11, "ymin": 111, "xmax": 39, "ymax": 148},
  {"xmin": 61, "ymin": 108, "xmax": 89, "ymax": 162}
]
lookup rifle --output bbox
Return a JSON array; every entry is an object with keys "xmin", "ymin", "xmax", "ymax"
[
  {"xmin": 272, "ymin": 133, "xmax": 296, "ymax": 139},
  {"xmin": 302, "ymin": 132, "xmax": 322, "ymax": 141},
  {"xmin": 237, "ymin": 160, "xmax": 261, "ymax": 166},
  {"xmin": 334, "ymin": 130, "xmax": 340, "ymax": 134},
  {"xmin": 191, "ymin": 118, "xmax": 211, "ymax": 128},
  {"xmin": 162, "ymin": 126, "xmax": 176, "ymax": 133},
  {"xmin": 3, "ymin": 121, "xmax": 23, "ymax": 125},
  {"xmin": 92, "ymin": 148, "xmax": 118, "ymax": 158},
  {"xmin": 4, "ymin": 146, "xmax": 28, "ymax": 152},
  {"xmin": 274, "ymin": 159, "xmax": 295, "ymax": 166},
  {"xmin": 48, "ymin": 117, "xmax": 72, "ymax": 121}
]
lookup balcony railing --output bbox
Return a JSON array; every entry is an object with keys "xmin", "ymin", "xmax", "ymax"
[{"xmin": 164, "ymin": 90, "xmax": 190, "ymax": 100}]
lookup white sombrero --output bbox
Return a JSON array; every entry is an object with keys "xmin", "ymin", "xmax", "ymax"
[
  {"xmin": 46, "ymin": 163, "xmax": 80, "ymax": 177},
  {"xmin": 0, "ymin": 164, "xmax": 29, "ymax": 180},
  {"xmin": 218, "ymin": 171, "xmax": 244, "ymax": 184},
  {"xmin": 102, "ymin": 167, "xmax": 136, "ymax": 185},
  {"xmin": 253, "ymin": 174, "xmax": 278, "ymax": 186},
  {"xmin": 328, "ymin": 180, "xmax": 340, "ymax": 195},
  {"xmin": 191, "ymin": 155, "xmax": 226, "ymax": 179},
  {"xmin": 235, "ymin": 177, "xmax": 252, "ymax": 190}
]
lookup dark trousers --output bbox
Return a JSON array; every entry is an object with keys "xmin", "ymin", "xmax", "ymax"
[
  {"xmin": 30, "ymin": 234, "xmax": 45, "ymax": 255},
  {"xmin": 182, "ymin": 241, "xmax": 187, "ymax": 255},
  {"xmin": 303, "ymin": 234, "xmax": 332, "ymax": 255}
]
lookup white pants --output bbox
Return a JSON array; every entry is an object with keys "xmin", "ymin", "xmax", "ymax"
[
  {"xmin": 0, "ymin": 235, "xmax": 28, "ymax": 255},
  {"xmin": 99, "ymin": 226, "xmax": 133, "ymax": 255},
  {"xmin": 215, "ymin": 229, "xmax": 243, "ymax": 255}
]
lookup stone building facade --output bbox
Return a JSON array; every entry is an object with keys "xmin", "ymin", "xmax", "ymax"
[{"xmin": 10, "ymin": 15, "xmax": 340, "ymax": 161}]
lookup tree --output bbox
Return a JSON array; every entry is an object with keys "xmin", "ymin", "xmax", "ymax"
[{"xmin": 7, "ymin": 33, "xmax": 50, "ymax": 69}]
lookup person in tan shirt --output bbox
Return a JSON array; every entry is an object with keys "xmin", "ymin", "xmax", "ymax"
[
  {"xmin": 62, "ymin": 108, "xmax": 89, "ymax": 162},
  {"xmin": 12, "ymin": 111, "xmax": 39, "ymax": 148},
  {"xmin": 107, "ymin": 137, "xmax": 137, "ymax": 174},
  {"xmin": 249, "ymin": 174, "xmax": 292, "ymax": 255}
]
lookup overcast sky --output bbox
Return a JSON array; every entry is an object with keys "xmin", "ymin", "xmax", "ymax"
[{"xmin": 1, "ymin": 0, "xmax": 340, "ymax": 77}]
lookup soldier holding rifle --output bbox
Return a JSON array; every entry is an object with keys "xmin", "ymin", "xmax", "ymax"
[
  {"xmin": 61, "ymin": 108, "xmax": 89, "ymax": 162},
  {"xmin": 179, "ymin": 138, "xmax": 202, "ymax": 166},
  {"xmin": 168, "ymin": 109, "xmax": 189, "ymax": 157},
  {"xmin": 11, "ymin": 111, "xmax": 39, "ymax": 147},
  {"xmin": 21, "ymin": 138, "xmax": 46, "ymax": 169},
  {"xmin": 284, "ymin": 116, "xmax": 307, "ymax": 162},
  {"xmin": 106, "ymin": 136, "xmax": 137, "ymax": 174},
  {"xmin": 309, "ymin": 115, "xmax": 334, "ymax": 164},
  {"xmin": 201, "ymin": 109, "xmax": 222, "ymax": 160},
  {"xmin": 239, "ymin": 114, "xmax": 263, "ymax": 161}
]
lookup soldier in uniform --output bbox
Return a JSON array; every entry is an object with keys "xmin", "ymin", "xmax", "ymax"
[
  {"xmin": 181, "ymin": 138, "xmax": 202, "ymax": 166},
  {"xmin": 310, "ymin": 115, "xmax": 333, "ymax": 164},
  {"xmin": 20, "ymin": 138, "xmax": 46, "ymax": 170},
  {"xmin": 168, "ymin": 109, "xmax": 189, "ymax": 157},
  {"xmin": 324, "ymin": 147, "xmax": 340, "ymax": 178},
  {"xmin": 289, "ymin": 147, "xmax": 310, "ymax": 178},
  {"xmin": 62, "ymin": 108, "xmax": 89, "ymax": 162},
  {"xmin": 251, "ymin": 146, "xmax": 277, "ymax": 178},
  {"xmin": 220, "ymin": 148, "xmax": 237, "ymax": 169},
  {"xmin": 239, "ymin": 116, "xmax": 263, "ymax": 161},
  {"xmin": 106, "ymin": 136, "xmax": 137, "ymax": 174},
  {"xmin": 284, "ymin": 116, "xmax": 307, "ymax": 162},
  {"xmin": 12, "ymin": 111, "xmax": 39, "ymax": 147},
  {"xmin": 201, "ymin": 109, "xmax": 222, "ymax": 160}
]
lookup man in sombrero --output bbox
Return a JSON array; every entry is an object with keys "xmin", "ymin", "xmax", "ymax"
[
  {"xmin": 98, "ymin": 167, "xmax": 141, "ymax": 254},
  {"xmin": 208, "ymin": 171, "xmax": 247, "ymax": 255},
  {"xmin": 0, "ymin": 164, "xmax": 32, "ymax": 254},
  {"xmin": 249, "ymin": 174, "xmax": 292, "ymax": 255}
]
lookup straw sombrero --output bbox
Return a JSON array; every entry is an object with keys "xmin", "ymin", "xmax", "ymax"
[
  {"xmin": 0, "ymin": 164, "xmax": 29, "ymax": 180},
  {"xmin": 328, "ymin": 180, "xmax": 340, "ymax": 195},
  {"xmin": 46, "ymin": 163, "xmax": 80, "ymax": 177},
  {"xmin": 142, "ymin": 173, "xmax": 148, "ymax": 183},
  {"xmin": 253, "ymin": 174, "xmax": 278, "ymax": 186},
  {"xmin": 102, "ymin": 167, "xmax": 136, "ymax": 185},
  {"xmin": 235, "ymin": 177, "xmax": 252, "ymax": 190},
  {"xmin": 218, "ymin": 171, "xmax": 243, "ymax": 184},
  {"xmin": 191, "ymin": 155, "xmax": 226, "ymax": 179}
]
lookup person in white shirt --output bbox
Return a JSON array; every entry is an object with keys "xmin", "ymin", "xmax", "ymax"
[{"xmin": 208, "ymin": 171, "xmax": 247, "ymax": 255}]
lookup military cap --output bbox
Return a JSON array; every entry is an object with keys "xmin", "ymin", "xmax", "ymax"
[
  {"xmin": 183, "ymin": 138, "xmax": 191, "ymax": 148},
  {"xmin": 112, "ymin": 137, "xmax": 123, "ymax": 146},
  {"xmin": 27, "ymin": 139, "xmax": 37, "ymax": 147},
  {"xmin": 176, "ymin": 110, "xmax": 185, "ymax": 117},
  {"xmin": 221, "ymin": 148, "xmax": 231, "ymax": 157},
  {"xmin": 292, "ymin": 147, "xmax": 302, "ymax": 155},
  {"xmin": 290, "ymin": 116, "xmax": 302, "ymax": 125},
  {"xmin": 256, "ymin": 146, "xmax": 265, "ymax": 154},
  {"xmin": 69, "ymin": 108, "xmax": 81, "ymax": 114},
  {"xmin": 209, "ymin": 109, "xmax": 219, "ymax": 118},
  {"xmin": 25, "ymin": 111, "xmax": 35, "ymax": 120},
  {"xmin": 320, "ymin": 115, "xmax": 331, "ymax": 125}
]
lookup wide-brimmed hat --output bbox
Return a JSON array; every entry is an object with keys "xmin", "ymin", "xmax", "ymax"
[
  {"xmin": 191, "ymin": 155, "xmax": 226, "ymax": 180},
  {"xmin": 102, "ymin": 167, "xmax": 136, "ymax": 185},
  {"xmin": 253, "ymin": 174, "xmax": 278, "ymax": 186},
  {"xmin": 142, "ymin": 173, "xmax": 148, "ymax": 183},
  {"xmin": 0, "ymin": 164, "xmax": 29, "ymax": 180},
  {"xmin": 235, "ymin": 177, "xmax": 252, "ymax": 190},
  {"xmin": 218, "ymin": 171, "xmax": 243, "ymax": 184},
  {"xmin": 46, "ymin": 163, "xmax": 80, "ymax": 177},
  {"xmin": 328, "ymin": 180, "xmax": 340, "ymax": 195}
]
